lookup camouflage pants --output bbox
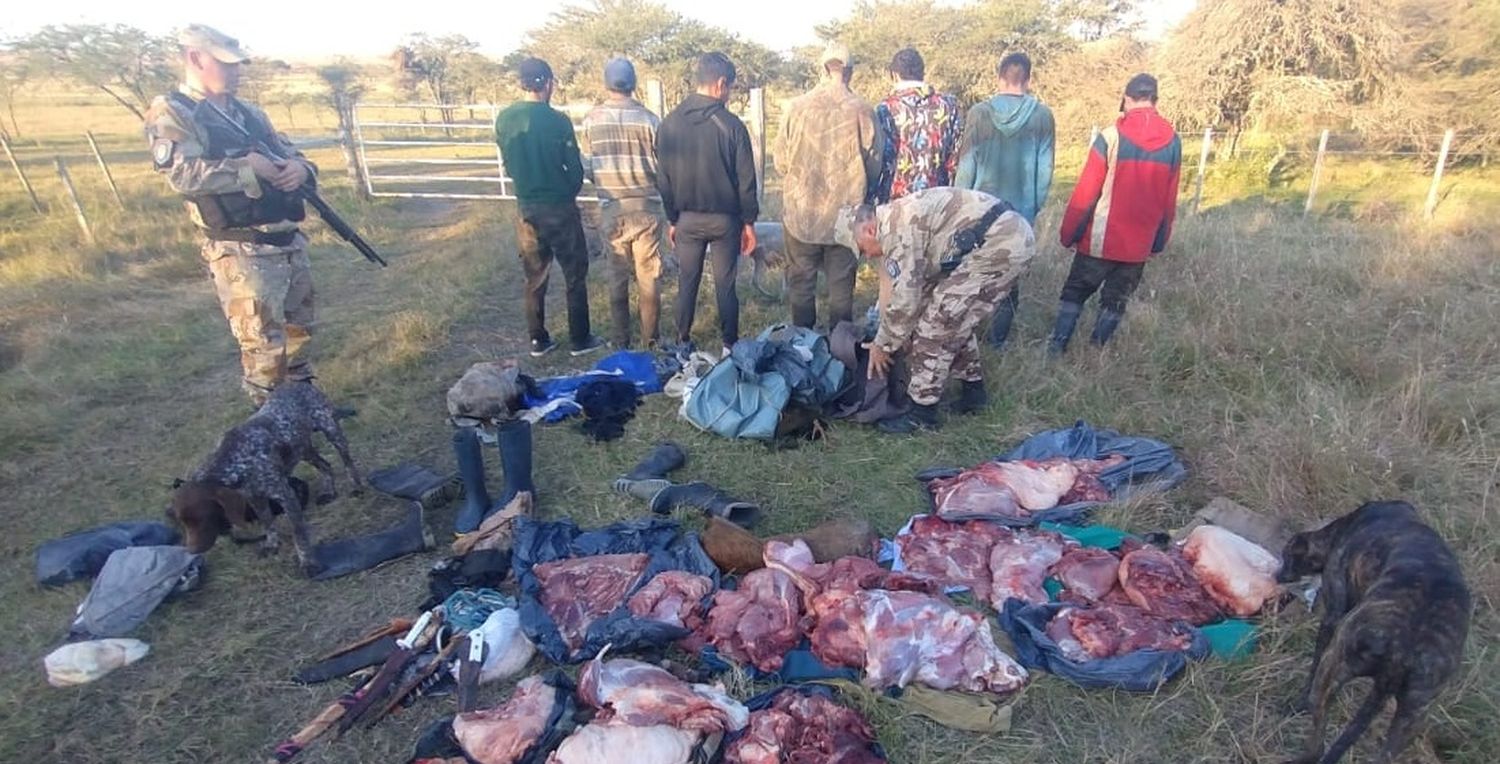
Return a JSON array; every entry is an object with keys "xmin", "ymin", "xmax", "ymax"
[
  {"xmin": 601, "ymin": 202, "xmax": 665, "ymax": 347},
  {"xmin": 905, "ymin": 251, "xmax": 1016, "ymax": 406},
  {"xmin": 205, "ymin": 238, "xmax": 315, "ymax": 403}
]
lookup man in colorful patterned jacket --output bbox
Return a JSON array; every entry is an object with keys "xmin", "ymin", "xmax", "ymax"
[
  {"xmin": 1051, "ymin": 73, "xmax": 1181, "ymax": 354},
  {"xmin": 875, "ymin": 48, "xmax": 963, "ymax": 203}
]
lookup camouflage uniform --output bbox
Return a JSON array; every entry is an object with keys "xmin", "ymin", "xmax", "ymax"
[
  {"xmin": 145, "ymin": 84, "xmax": 317, "ymax": 403},
  {"xmin": 869, "ymin": 188, "xmax": 1035, "ymax": 406}
]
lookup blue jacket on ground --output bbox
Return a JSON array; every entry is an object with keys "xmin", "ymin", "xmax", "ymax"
[{"xmin": 955, "ymin": 94, "xmax": 1055, "ymax": 224}]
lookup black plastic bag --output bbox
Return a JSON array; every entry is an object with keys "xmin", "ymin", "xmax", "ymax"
[
  {"xmin": 409, "ymin": 669, "xmax": 578, "ymax": 764},
  {"xmin": 35, "ymin": 521, "xmax": 181, "ymax": 586},
  {"xmin": 998, "ymin": 599, "xmax": 1209, "ymax": 692},
  {"xmin": 512, "ymin": 517, "xmax": 719, "ymax": 664}
]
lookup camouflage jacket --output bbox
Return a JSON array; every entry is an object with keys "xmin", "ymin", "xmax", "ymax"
[
  {"xmin": 873, "ymin": 188, "xmax": 1036, "ymax": 353},
  {"xmin": 772, "ymin": 80, "xmax": 883, "ymax": 244},
  {"xmin": 144, "ymin": 84, "xmax": 314, "ymax": 236}
]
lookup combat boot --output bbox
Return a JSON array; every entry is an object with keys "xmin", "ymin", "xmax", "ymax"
[
  {"xmin": 1047, "ymin": 301, "xmax": 1084, "ymax": 356},
  {"xmin": 648, "ymin": 482, "xmax": 762, "ymax": 529},
  {"xmin": 452, "ymin": 427, "xmax": 491, "ymax": 534},
  {"xmin": 1090, "ymin": 308, "xmax": 1124, "ymax": 346},
  {"xmin": 877, "ymin": 403, "xmax": 941, "ymax": 434},
  {"xmin": 951, "ymin": 380, "xmax": 989, "ymax": 415}
]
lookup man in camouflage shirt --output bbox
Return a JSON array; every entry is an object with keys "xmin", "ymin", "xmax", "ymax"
[
  {"xmin": 145, "ymin": 25, "xmax": 317, "ymax": 405},
  {"xmin": 835, "ymin": 188, "xmax": 1035, "ymax": 433}
]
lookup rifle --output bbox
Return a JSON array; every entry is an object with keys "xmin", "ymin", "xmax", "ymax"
[{"xmin": 200, "ymin": 98, "xmax": 387, "ymax": 267}]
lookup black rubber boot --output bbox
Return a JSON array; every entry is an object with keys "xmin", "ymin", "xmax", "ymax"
[
  {"xmin": 1090, "ymin": 308, "xmax": 1124, "ymax": 346},
  {"xmin": 951, "ymin": 380, "xmax": 989, "ymax": 415},
  {"xmin": 485, "ymin": 419, "xmax": 534, "ymax": 520},
  {"xmin": 622, "ymin": 442, "xmax": 687, "ymax": 481},
  {"xmin": 987, "ymin": 289, "xmax": 1018, "ymax": 349},
  {"xmin": 1048, "ymin": 301, "xmax": 1084, "ymax": 356},
  {"xmin": 452, "ymin": 427, "xmax": 491, "ymax": 534},
  {"xmin": 877, "ymin": 403, "xmax": 941, "ymax": 434},
  {"xmin": 647, "ymin": 481, "xmax": 762, "ymax": 529},
  {"xmin": 306, "ymin": 502, "xmax": 435, "ymax": 580}
]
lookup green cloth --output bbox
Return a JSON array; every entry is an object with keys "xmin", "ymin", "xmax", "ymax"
[
  {"xmin": 494, "ymin": 101, "xmax": 585, "ymax": 204},
  {"xmin": 1040, "ymin": 522, "xmax": 1134, "ymax": 550},
  {"xmin": 1200, "ymin": 619, "xmax": 1258, "ymax": 660}
]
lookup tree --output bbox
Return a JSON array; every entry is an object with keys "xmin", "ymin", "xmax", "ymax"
[
  {"xmin": 393, "ymin": 34, "xmax": 479, "ymax": 105},
  {"xmin": 315, "ymin": 60, "xmax": 371, "ymax": 198},
  {"xmin": 0, "ymin": 51, "xmax": 30, "ymax": 139},
  {"xmin": 15, "ymin": 24, "xmax": 175, "ymax": 121}
]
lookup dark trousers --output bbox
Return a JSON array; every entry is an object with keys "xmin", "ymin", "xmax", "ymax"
[
  {"xmin": 673, "ymin": 211, "xmax": 742, "ymax": 346},
  {"xmin": 516, "ymin": 202, "xmax": 592, "ymax": 345},
  {"xmin": 1058, "ymin": 253, "xmax": 1145, "ymax": 313},
  {"xmin": 987, "ymin": 280, "xmax": 1021, "ymax": 345},
  {"xmin": 785, "ymin": 235, "xmax": 857, "ymax": 329}
]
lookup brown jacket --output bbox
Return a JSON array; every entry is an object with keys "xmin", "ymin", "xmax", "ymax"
[{"xmin": 772, "ymin": 80, "xmax": 883, "ymax": 244}]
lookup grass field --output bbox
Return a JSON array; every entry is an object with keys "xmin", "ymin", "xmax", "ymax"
[{"xmin": 1, "ymin": 93, "xmax": 1497, "ymax": 763}]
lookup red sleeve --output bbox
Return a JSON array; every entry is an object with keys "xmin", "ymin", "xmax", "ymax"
[{"xmin": 1059, "ymin": 136, "xmax": 1109, "ymax": 248}]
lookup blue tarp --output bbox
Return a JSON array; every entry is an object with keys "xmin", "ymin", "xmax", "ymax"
[
  {"xmin": 999, "ymin": 599, "xmax": 1211, "ymax": 692},
  {"xmin": 520, "ymin": 351, "xmax": 664, "ymax": 422}
]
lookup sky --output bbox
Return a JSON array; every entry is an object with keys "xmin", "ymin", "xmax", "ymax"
[{"xmin": 2, "ymin": 0, "xmax": 1198, "ymax": 61}]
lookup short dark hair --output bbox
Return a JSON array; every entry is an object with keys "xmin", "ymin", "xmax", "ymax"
[
  {"xmin": 517, "ymin": 57, "xmax": 553, "ymax": 93},
  {"xmin": 853, "ymin": 204, "xmax": 876, "ymax": 226},
  {"xmin": 695, "ymin": 52, "xmax": 737, "ymax": 87},
  {"xmin": 998, "ymin": 52, "xmax": 1031, "ymax": 86},
  {"xmin": 1125, "ymin": 73, "xmax": 1158, "ymax": 102},
  {"xmin": 889, "ymin": 48, "xmax": 924, "ymax": 81}
]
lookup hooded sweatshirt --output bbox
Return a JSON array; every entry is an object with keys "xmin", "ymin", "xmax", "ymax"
[
  {"xmin": 656, "ymin": 92, "xmax": 759, "ymax": 225},
  {"xmin": 955, "ymin": 94, "xmax": 1055, "ymax": 224},
  {"xmin": 1059, "ymin": 106, "xmax": 1182, "ymax": 263}
]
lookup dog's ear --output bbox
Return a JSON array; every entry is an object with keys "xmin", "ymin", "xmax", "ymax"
[
  {"xmin": 212, "ymin": 486, "xmax": 251, "ymax": 526},
  {"xmin": 171, "ymin": 477, "xmax": 186, "ymax": 489}
]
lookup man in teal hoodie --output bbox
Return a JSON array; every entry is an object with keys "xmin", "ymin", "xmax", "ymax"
[{"xmin": 956, "ymin": 52, "xmax": 1054, "ymax": 349}]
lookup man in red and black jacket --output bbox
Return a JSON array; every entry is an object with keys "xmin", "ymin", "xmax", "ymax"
[{"xmin": 1050, "ymin": 73, "xmax": 1181, "ymax": 353}]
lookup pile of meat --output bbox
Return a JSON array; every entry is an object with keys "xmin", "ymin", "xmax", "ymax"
[
  {"xmin": 699, "ymin": 565, "xmax": 803, "ymax": 672},
  {"xmin": 897, "ymin": 516, "xmax": 1074, "ymax": 612},
  {"xmin": 627, "ymin": 571, "xmax": 714, "ymax": 631},
  {"xmin": 927, "ymin": 455, "xmax": 1125, "ymax": 522},
  {"xmin": 764, "ymin": 540, "xmax": 1029, "ymax": 695},
  {"xmin": 724, "ymin": 690, "xmax": 884, "ymax": 764},
  {"xmin": 534, "ymin": 553, "xmax": 649, "ymax": 651},
  {"xmin": 548, "ymin": 656, "xmax": 749, "ymax": 764},
  {"xmin": 454, "ymin": 674, "xmax": 563, "ymax": 764},
  {"xmin": 1046, "ymin": 605, "xmax": 1195, "ymax": 662}
]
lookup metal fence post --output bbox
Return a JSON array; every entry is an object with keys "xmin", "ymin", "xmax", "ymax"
[
  {"xmin": 748, "ymin": 88, "xmax": 766, "ymax": 205},
  {"xmin": 646, "ymin": 79, "xmax": 665, "ymax": 118},
  {"xmin": 2, "ymin": 134, "xmax": 43, "ymax": 213},
  {"xmin": 85, "ymin": 131, "xmax": 125, "ymax": 209},
  {"xmin": 1192, "ymin": 128, "xmax": 1213, "ymax": 214},
  {"xmin": 1424, "ymin": 128, "xmax": 1455, "ymax": 220},
  {"xmin": 54, "ymin": 157, "xmax": 95, "ymax": 244},
  {"xmin": 1304, "ymin": 129, "xmax": 1330, "ymax": 217}
]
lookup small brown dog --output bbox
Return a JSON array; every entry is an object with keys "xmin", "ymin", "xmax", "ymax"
[{"xmin": 1277, "ymin": 500, "xmax": 1470, "ymax": 764}]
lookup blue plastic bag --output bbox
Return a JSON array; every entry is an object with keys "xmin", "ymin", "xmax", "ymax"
[{"xmin": 998, "ymin": 599, "xmax": 1209, "ymax": 692}]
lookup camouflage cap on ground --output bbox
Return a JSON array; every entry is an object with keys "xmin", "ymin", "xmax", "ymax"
[
  {"xmin": 177, "ymin": 24, "xmax": 250, "ymax": 64},
  {"xmin": 834, "ymin": 205, "xmax": 860, "ymax": 252}
]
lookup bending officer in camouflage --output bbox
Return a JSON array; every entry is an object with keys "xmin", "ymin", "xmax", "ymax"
[
  {"xmin": 145, "ymin": 25, "xmax": 317, "ymax": 405},
  {"xmin": 835, "ymin": 188, "xmax": 1035, "ymax": 433}
]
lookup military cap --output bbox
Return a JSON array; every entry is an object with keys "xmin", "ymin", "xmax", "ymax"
[{"xmin": 178, "ymin": 24, "xmax": 250, "ymax": 64}]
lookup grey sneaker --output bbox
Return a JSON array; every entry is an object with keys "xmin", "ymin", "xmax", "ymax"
[
  {"xmin": 530, "ymin": 338, "xmax": 558, "ymax": 357},
  {"xmin": 570, "ymin": 335, "xmax": 608, "ymax": 357}
]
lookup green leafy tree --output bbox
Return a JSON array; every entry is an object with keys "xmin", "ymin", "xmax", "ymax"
[
  {"xmin": 0, "ymin": 50, "xmax": 31, "ymax": 139},
  {"xmin": 15, "ymin": 24, "xmax": 175, "ymax": 121}
]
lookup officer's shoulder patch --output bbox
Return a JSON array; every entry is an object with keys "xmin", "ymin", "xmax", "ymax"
[
  {"xmin": 152, "ymin": 138, "xmax": 176, "ymax": 169},
  {"xmin": 885, "ymin": 257, "xmax": 902, "ymax": 279}
]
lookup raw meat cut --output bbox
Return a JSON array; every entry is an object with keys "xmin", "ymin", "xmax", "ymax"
[
  {"xmin": 1180, "ymin": 525, "xmax": 1281, "ymax": 617},
  {"xmin": 929, "ymin": 455, "xmax": 1129, "ymax": 520},
  {"xmin": 1118, "ymin": 546, "xmax": 1221, "ymax": 625},
  {"xmin": 896, "ymin": 515, "xmax": 1014, "ymax": 598},
  {"xmin": 627, "ymin": 571, "xmax": 714, "ymax": 630},
  {"xmin": 765, "ymin": 539, "xmax": 933, "ymax": 605},
  {"xmin": 988, "ymin": 531, "xmax": 1069, "ymax": 609},
  {"xmin": 723, "ymin": 691, "xmax": 884, "ymax": 764},
  {"xmin": 1050, "ymin": 547, "xmax": 1121, "ymax": 602},
  {"xmin": 578, "ymin": 656, "xmax": 749, "ymax": 733},
  {"xmin": 1049, "ymin": 605, "xmax": 1194, "ymax": 660},
  {"xmin": 1073, "ymin": 453, "xmax": 1128, "ymax": 475},
  {"xmin": 928, "ymin": 463, "xmax": 1025, "ymax": 521},
  {"xmin": 534, "ymin": 553, "xmax": 650, "ymax": 650},
  {"xmin": 805, "ymin": 589, "xmax": 870, "ymax": 668},
  {"xmin": 453, "ymin": 674, "xmax": 558, "ymax": 764},
  {"xmin": 989, "ymin": 460, "xmax": 1080, "ymax": 510},
  {"xmin": 547, "ymin": 723, "xmax": 700, "ymax": 764},
  {"xmin": 1059, "ymin": 472, "xmax": 1110, "ymax": 505},
  {"xmin": 859, "ymin": 589, "xmax": 1028, "ymax": 694},
  {"xmin": 700, "ymin": 566, "xmax": 802, "ymax": 673}
]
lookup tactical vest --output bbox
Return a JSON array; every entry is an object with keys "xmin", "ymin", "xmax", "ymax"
[{"xmin": 169, "ymin": 92, "xmax": 306, "ymax": 231}]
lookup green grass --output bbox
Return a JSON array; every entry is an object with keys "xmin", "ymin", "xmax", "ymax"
[{"xmin": 1, "ymin": 96, "xmax": 1498, "ymax": 763}]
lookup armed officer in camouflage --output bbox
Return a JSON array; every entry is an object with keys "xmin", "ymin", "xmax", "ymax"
[
  {"xmin": 146, "ymin": 25, "xmax": 318, "ymax": 405},
  {"xmin": 835, "ymin": 188, "xmax": 1035, "ymax": 433}
]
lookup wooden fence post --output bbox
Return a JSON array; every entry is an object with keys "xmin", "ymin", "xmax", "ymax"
[
  {"xmin": 85, "ymin": 131, "xmax": 125, "ymax": 209},
  {"xmin": 748, "ymin": 87, "xmax": 766, "ymax": 205},
  {"xmin": 2, "ymin": 134, "xmax": 43, "ymax": 213},
  {"xmin": 1192, "ymin": 128, "xmax": 1213, "ymax": 214},
  {"xmin": 54, "ymin": 157, "xmax": 95, "ymax": 244},
  {"xmin": 1424, "ymin": 128, "xmax": 1455, "ymax": 220},
  {"xmin": 1304, "ymin": 129, "xmax": 1330, "ymax": 217},
  {"xmin": 645, "ymin": 79, "xmax": 665, "ymax": 118}
]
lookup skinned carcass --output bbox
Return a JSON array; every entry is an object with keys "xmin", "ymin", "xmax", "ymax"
[
  {"xmin": 988, "ymin": 531, "xmax": 1070, "ymax": 608},
  {"xmin": 700, "ymin": 567, "xmax": 802, "ymax": 673},
  {"xmin": 578, "ymin": 656, "xmax": 748, "ymax": 734}
]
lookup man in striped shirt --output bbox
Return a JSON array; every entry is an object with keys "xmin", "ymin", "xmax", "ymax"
[{"xmin": 582, "ymin": 58, "xmax": 667, "ymax": 348}]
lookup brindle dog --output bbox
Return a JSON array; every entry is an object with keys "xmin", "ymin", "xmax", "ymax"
[{"xmin": 1277, "ymin": 500, "xmax": 1470, "ymax": 764}]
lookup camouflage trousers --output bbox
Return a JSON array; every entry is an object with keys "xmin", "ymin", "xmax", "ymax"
[
  {"xmin": 600, "ymin": 201, "xmax": 665, "ymax": 347},
  {"xmin": 204, "ymin": 237, "xmax": 316, "ymax": 403},
  {"xmin": 905, "ymin": 250, "xmax": 1017, "ymax": 406}
]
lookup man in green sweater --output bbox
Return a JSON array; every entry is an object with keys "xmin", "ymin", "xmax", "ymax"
[{"xmin": 495, "ymin": 58, "xmax": 603, "ymax": 357}]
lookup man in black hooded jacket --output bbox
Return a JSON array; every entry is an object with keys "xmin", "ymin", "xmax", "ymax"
[{"xmin": 657, "ymin": 51, "xmax": 759, "ymax": 356}]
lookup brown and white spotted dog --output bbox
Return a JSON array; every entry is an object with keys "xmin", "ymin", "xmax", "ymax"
[
  {"xmin": 170, "ymin": 380, "xmax": 363, "ymax": 570},
  {"xmin": 1277, "ymin": 500, "xmax": 1471, "ymax": 764}
]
